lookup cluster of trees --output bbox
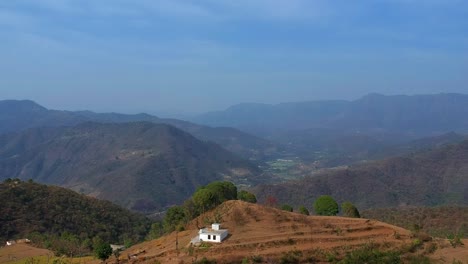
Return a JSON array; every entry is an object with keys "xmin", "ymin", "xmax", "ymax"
[
  {"xmin": 0, "ymin": 179, "xmax": 151, "ymax": 257},
  {"xmin": 277, "ymin": 195, "xmax": 360, "ymax": 218},
  {"xmin": 162, "ymin": 181, "xmax": 257, "ymax": 233}
]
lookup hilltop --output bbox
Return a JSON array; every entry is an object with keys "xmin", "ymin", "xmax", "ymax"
[
  {"xmin": 118, "ymin": 200, "xmax": 467, "ymax": 263},
  {"xmin": 0, "ymin": 122, "xmax": 264, "ymax": 212}
]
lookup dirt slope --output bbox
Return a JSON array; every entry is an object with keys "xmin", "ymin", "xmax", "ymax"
[
  {"xmin": 118, "ymin": 201, "xmax": 431, "ymax": 263},
  {"xmin": 0, "ymin": 244, "xmax": 52, "ymax": 263}
]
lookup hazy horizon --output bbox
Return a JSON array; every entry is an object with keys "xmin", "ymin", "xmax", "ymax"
[{"xmin": 1, "ymin": 1, "xmax": 467, "ymax": 115}]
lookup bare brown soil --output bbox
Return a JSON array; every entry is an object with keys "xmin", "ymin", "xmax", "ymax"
[
  {"xmin": 0, "ymin": 243, "xmax": 53, "ymax": 263},
  {"xmin": 117, "ymin": 200, "xmax": 429, "ymax": 263},
  {"xmin": 430, "ymin": 239, "xmax": 468, "ymax": 263}
]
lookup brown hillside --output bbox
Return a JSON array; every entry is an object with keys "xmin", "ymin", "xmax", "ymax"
[
  {"xmin": 118, "ymin": 201, "xmax": 420, "ymax": 263},
  {"xmin": 0, "ymin": 122, "xmax": 263, "ymax": 212},
  {"xmin": 0, "ymin": 243, "xmax": 53, "ymax": 263},
  {"xmin": 255, "ymin": 140, "xmax": 468, "ymax": 210}
]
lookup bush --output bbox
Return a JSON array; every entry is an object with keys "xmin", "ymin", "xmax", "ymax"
[
  {"xmin": 281, "ymin": 204, "xmax": 293, "ymax": 212},
  {"xmin": 298, "ymin": 206, "xmax": 310, "ymax": 215},
  {"xmin": 338, "ymin": 248, "xmax": 401, "ymax": 264},
  {"xmin": 448, "ymin": 233, "xmax": 464, "ymax": 248},
  {"xmin": 341, "ymin": 202, "xmax": 360, "ymax": 218},
  {"xmin": 314, "ymin": 195, "xmax": 339, "ymax": 216},
  {"xmin": 280, "ymin": 250, "xmax": 302, "ymax": 264},
  {"xmin": 194, "ymin": 257, "xmax": 217, "ymax": 264},
  {"xmin": 94, "ymin": 242, "xmax": 112, "ymax": 261},
  {"xmin": 238, "ymin": 190, "xmax": 257, "ymax": 203}
]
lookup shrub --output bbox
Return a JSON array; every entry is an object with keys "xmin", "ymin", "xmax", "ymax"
[
  {"xmin": 281, "ymin": 204, "xmax": 294, "ymax": 212},
  {"xmin": 94, "ymin": 242, "xmax": 112, "ymax": 261},
  {"xmin": 298, "ymin": 206, "xmax": 310, "ymax": 215},
  {"xmin": 280, "ymin": 250, "xmax": 302, "ymax": 264},
  {"xmin": 448, "ymin": 234, "xmax": 464, "ymax": 248},
  {"xmin": 238, "ymin": 190, "xmax": 257, "ymax": 203},
  {"xmin": 194, "ymin": 257, "xmax": 217, "ymax": 264},
  {"xmin": 314, "ymin": 195, "xmax": 339, "ymax": 216},
  {"xmin": 341, "ymin": 202, "xmax": 360, "ymax": 218},
  {"xmin": 338, "ymin": 248, "xmax": 401, "ymax": 264}
]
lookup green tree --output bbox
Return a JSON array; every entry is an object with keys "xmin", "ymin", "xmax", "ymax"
[
  {"xmin": 163, "ymin": 206, "xmax": 186, "ymax": 233},
  {"xmin": 341, "ymin": 202, "xmax": 360, "ymax": 218},
  {"xmin": 238, "ymin": 190, "xmax": 257, "ymax": 203},
  {"xmin": 281, "ymin": 204, "xmax": 293, "ymax": 212},
  {"xmin": 314, "ymin": 195, "xmax": 339, "ymax": 216},
  {"xmin": 94, "ymin": 242, "xmax": 112, "ymax": 261},
  {"xmin": 192, "ymin": 181, "xmax": 237, "ymax": 214},
  {"xmin": 146, "ymin": 222, "xmax": 163, "ymax": 240},
  {"xmin": 298, "ymin": 206, "xmax": 310, "ymax": 215}
]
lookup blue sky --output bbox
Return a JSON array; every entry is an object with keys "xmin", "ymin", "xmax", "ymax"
[{"xmin": 0, "ymin": 0, "xmax": 467, "ymax": 115}]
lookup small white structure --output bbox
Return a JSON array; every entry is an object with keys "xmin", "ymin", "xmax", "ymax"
[
  {"xmin": 192, "ymin": 223, "xmax": 229, "ymax": 244},
  {"xmin": 110, "ymin": 244, "xmax": 125, "ymax": 252},
  {"xmin": 6, "ymin": 239, "xmax": 30, "ymax": 246}
]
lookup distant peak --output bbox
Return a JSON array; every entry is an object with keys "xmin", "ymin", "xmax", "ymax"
[{"xmin": 0, "ymin": 99, "xmax": 48, "ymax": 112}]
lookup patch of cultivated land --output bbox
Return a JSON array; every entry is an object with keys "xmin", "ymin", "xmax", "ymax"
[
  {"xmin": 0, "ymin": 244, "xmax": 52, "ymax": 263},
  {"xmin": 0, "ymin": 244, "xmax": 98, "ymax": 264},
  {"xmin": 118, "ymin": 200, "xmax": 468, "ymax": 263}
]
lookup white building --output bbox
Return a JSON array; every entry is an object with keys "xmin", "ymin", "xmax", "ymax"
[{"xmin": 192, "ymin": 223, "xmax": 229, "ymax": 243}]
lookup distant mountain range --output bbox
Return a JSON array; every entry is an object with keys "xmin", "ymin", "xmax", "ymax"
[
  {"xmin": 0, "ymin": 122, "xmax": 264, "ymax": 212},
  {"xmin": 254, "ymin": 139, "xmax": 468, "ymax": 210},
  {"xmin": 194, "ymin": 93, "xmax": 468, "ymax": 137},
  {"xmin": 0, "ymin": 100, "xmax": 280, "ymax": 161}
]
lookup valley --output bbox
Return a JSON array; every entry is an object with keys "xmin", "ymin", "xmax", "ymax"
[{"xmin": 1, "ymin": 94, "xmax": 468, "ymax": 263}]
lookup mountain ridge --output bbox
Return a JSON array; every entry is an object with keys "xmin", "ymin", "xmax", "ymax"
[
  {"xmin": 0, "ymin": 121, "xmax": 264, "ymax": 212},
  {"xmin": 0, "ymin": 100, "xmax": 280, "ymax": 161},
  {"xmin": 194, "ymin": 93, "xmax": 468, "ymax": 137},
  {"xmin": 254, "ymin": 139, "xmax": 468, "ymax": 210}
]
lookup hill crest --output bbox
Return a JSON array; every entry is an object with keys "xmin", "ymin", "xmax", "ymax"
[
  {"xmin": 0, "ymin": 122, "xmax": 264, "ymax": 212},
  {"xmin": 121, "ymin": 200, "xmax": 416, "ymax": 263}
]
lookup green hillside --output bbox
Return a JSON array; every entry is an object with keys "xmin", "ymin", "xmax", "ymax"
[{"xmin": 0, "ymin": 179, "xmax": 151, "ymax": 254}]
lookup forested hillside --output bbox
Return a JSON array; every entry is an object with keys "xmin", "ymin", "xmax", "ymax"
[
  {"xmin": 255, "ymin": 140, "xmax": 468, "ymax": 210},
  {"xmin": 0, "ymin": 122, "xmax": 264, "ymax": 212},
  {"xmin": 0, "ymin": 180, "xmax": 151, "ymax": 254}
]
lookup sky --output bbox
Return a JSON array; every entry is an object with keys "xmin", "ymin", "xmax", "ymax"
[{"xmin": 0, "ymin": 0, "xmax": 467, "ymax": 116}]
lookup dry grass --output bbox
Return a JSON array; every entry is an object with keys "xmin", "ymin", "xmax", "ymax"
[
  {"xmin": 119, "ymin": 200, "xmax": 423, "ymax": 263},
  {"xmin": 0, "ymin": 244, "xmax": 98, "ymax": 264}
]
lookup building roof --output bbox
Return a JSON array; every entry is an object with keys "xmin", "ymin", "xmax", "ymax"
[{"xmin": 199, "ymin": 228, "xmax": 228, "ymax": 236}]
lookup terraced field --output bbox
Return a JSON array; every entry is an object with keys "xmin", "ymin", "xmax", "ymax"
[{"xmin": 119, "ymin": 201, "xmax": 431, "ymax": 263}]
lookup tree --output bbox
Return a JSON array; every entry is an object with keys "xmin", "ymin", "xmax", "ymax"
[
  {"xmin": 94, "ymin": 242, "xmax": 112, "ymax": 261},
  {"xmin": 341, "ymin": 202, "xmax": 360, "ymax": 218},
  {"xmin": 281, "ymin": 204, "xmax": 293, "ymax": 212},
  {"xmin": 146, "ymin": 222, "xmax": 163, "ymax": 240},
  {"xmin": 192, "ymin": 181, "xmax": 238, "ymax": 213},
  {"xmin": 238, "ymin": 190, "xmax": 257, "ymax": 203},
  {"xmin": 298, "ymin": 206, "xmax": 310, "ymax": 215},
  {"xmin": 314, "ymin": 195, "xmax": 339, "ymax": 216},
  {"xmin": 163, "ymin": 206, "xmax": 187, "ymax": 233}
]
